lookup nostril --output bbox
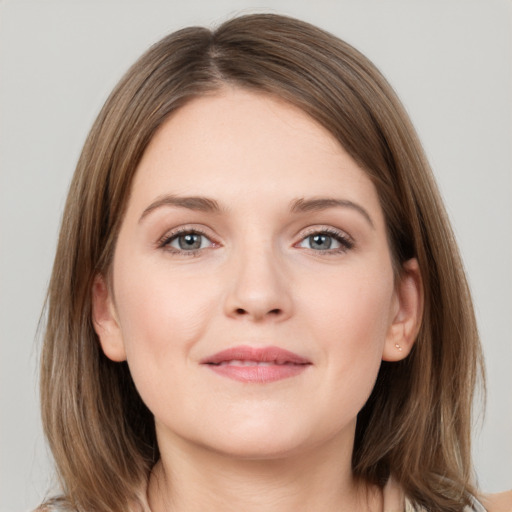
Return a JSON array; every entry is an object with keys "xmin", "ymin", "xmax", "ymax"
[{"xmin": 233, "ymin": 307, "xmax": 281, "ymax": 316}]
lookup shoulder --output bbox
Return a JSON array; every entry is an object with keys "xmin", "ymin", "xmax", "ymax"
[{"xmin": 480, "ymin": 490, "xmax": 512, "ymax": 512}]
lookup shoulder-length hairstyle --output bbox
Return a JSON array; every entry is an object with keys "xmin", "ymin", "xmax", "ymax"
[{"xmin": 40, "ymin": 13, "xmax": 483, "ymax": 512}]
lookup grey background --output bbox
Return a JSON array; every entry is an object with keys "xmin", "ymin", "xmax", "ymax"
[{"xmin": 1, "ymin": 0, "xmax": 510, "ymax": 510}]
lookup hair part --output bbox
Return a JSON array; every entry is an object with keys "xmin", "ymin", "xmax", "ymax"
[{"xmin": 40, "ymin": 13, "xmax": 484, "ymax": 512}]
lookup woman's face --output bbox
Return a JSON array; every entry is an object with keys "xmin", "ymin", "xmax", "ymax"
[{"xmin": 94, "ymin": 88, "xmax": 418, "ymax": 459}]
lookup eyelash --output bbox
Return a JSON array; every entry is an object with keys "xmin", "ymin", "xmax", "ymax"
[
  {"xmin": 157, "ymin": 226, "xmax": 354, "ymax": 256},
  {"xmin": 295, "ymin": 227, "xmax": 354, "ymax": 254},
  {"xmin": 157, "ymin": 227, "xmax": 216, "ymax": 257}
]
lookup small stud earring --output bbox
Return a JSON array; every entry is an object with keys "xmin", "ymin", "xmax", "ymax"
[{"xmin": 395, "ymin": 343, "xmax": 403, "ymax": 352}]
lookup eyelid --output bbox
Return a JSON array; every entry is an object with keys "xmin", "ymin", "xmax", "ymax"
[
  {"xmin": 295, "ymin": 225, "xmax": 355, "ymax": 252},
  {"xmin": 154, "ymin": 223, "xmax": 353, "ymax": 255},
  {"xmin": 156, "ymin": 225, "xmax": 219, "ymax": 253}
]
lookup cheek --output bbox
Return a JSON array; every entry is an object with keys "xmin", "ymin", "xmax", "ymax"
[
  {"xmin": 111, "ymin": 260, "xmax": 223, "ymax": 421},
  {"xmin": 112, "ymin": 257, "xmax": 219, "ymax": 366},
  {"xmin": 304, "ymin": 262, "xmax": 394, "ymax": 336},
  {"xmin": 300, "ymin": 263, "xmax": 395, "ymax": 382}
]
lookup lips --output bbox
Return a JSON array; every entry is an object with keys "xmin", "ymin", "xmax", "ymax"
[{"xmin": 200, "ymin": 345, "xmax": 311, "ymax": 383}]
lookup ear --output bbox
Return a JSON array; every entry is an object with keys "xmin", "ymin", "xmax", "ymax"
[
  {"xmin": 91, "ymin": 274, "xmax": 127, "ymax": 362},
  {"xmin": 382, "ymin": 258, "xmax": 423, "ymax": 362}
]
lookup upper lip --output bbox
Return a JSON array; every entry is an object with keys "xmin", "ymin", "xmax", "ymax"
[{"xmin": 200, "ymin": 345, "xmax": 311, "ymax": 365}]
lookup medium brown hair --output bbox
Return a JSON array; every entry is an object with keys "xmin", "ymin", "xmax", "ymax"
[{"xmin": 40, "ymin": 13, "xmax": 483, "ymax": 512}]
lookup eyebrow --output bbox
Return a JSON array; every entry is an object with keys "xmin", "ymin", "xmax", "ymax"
[
  {"xmin": 290, "ymin": 197, "xmax": 375, "ymax": 228},
  {"xmin": 139, "ymin": 195, "xmax": 222, "ymax": 222},
  {"xmin": 139, "ymin": 194, "xmax": 374, "ymax": 228}
]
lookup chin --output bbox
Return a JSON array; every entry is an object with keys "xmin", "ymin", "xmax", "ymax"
[
  {"xmin": 202, "ymin": 433, "xmax": 311, "ymax": 461},
  {"xmin": 187, "ymin": 415, "xmax": 350, "ymax": 462}
]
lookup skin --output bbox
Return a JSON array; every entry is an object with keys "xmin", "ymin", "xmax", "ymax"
[
  {"xmin": 92, "ymin": 88, "xmax": 422, "ymax": 512},
  {"xmin": 484, "ymin": 491, "xmax": 512, "ymax": 512}
]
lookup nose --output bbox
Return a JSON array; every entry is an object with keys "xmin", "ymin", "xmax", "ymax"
[{"xmin": 223, "ymin": 244, "xmax": 293, "ymax": 322}]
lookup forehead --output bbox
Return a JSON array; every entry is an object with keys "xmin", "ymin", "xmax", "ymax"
[{"xmin": 129, "ymin": 88, "xmax": 383, "ymax": 221}]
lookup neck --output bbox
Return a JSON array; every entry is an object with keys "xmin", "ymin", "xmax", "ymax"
[{"xmin": 147, "ymin": 430, "xmax": 382, "ymax": 512}]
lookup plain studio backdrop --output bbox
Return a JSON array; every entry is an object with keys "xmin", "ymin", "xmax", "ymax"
[{"xmin": 0, "ymin": 1, "xmax": 510, "ymax": 510}]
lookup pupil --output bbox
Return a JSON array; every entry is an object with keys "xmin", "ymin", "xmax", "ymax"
[
  {"xmin": 179, "ymin": 234, "xmax": 201, "ymax": 250},
  {"xmin": 310, "ymin": 234, "xmax": 331, "ymax": 250}
]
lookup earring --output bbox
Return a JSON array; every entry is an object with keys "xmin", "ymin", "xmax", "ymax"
[{"xmin": 395, "ymin": 343, "xmax": 403, "ymax": 352}]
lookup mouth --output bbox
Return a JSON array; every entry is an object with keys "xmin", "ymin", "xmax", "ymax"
[{"xmin": 200, "ymin": 345, "xmax": 311, "ymax": 383}]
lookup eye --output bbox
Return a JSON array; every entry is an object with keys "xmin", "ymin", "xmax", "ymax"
[
  {"xmin": 297, "ymin": 229, "xmax": 353, "ymax": 253},
  {"xmin": 159, "ymin": 229, "xmax": 214, "ymax": 253}
]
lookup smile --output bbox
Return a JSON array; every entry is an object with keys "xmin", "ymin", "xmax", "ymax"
[
  {"xmin": 201, "ymin": 346, "xmax": 312, "ymax": 383},
  {"xmin": 215, "ymin": 360, "xmax": 295, "ymax": 367}
]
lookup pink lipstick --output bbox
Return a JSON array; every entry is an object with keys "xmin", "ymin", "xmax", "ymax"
[{"xmin": 201, "ymin": 345, "xmax": 311, "ymax": 383}]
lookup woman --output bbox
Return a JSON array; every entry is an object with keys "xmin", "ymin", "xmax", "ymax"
[{"xmin": 39, "ymin": 13, "xmax": 510, "ymax": 512}]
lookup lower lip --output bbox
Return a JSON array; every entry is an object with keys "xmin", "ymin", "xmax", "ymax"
[{"xmin": 205, "ymin": 363, "xmax": 310, "ymax": 383}]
